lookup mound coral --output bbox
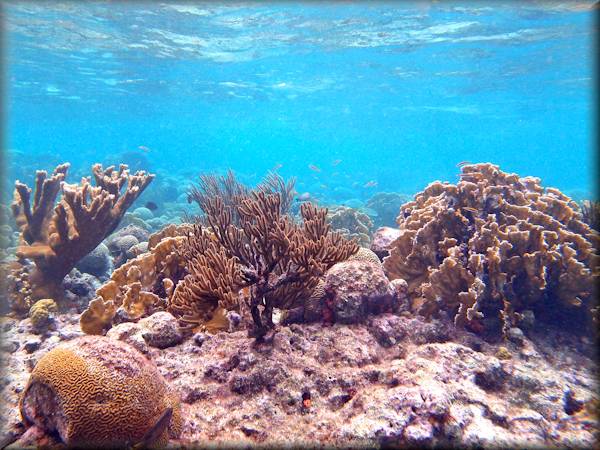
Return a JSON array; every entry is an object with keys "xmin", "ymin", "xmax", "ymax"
[
  {"xmin": 28, "ymin": 298, "xmax": 57, "ymax": 330},
  {"xmin": 20, "ymin": 336, "xmax": 181, "ymax": 447},
  {"xmin": 383, "ymin": 163, "xmax": 598, "ymax": 335},
  {"xmin": 10, "ymin": 163, "xmax": 154, "ymax": 304},
  {"xmin": 366, "ymin": 192, "xmax": 411, "ymax": 228},
  {"xmin": 327, "ymin": 205, "xmax": 373, "ymax": 247}
]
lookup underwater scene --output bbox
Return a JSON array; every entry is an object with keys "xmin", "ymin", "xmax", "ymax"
[{"xmin": 0, "ymin": 1, "xmax": 598, "ymax": 448}]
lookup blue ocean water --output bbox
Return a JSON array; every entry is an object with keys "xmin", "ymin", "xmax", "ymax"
[{"xmin": 3, "ymin": 1, "xmax": 597, "ymax": 205}]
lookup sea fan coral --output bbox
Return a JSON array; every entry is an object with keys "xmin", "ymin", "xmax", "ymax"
[
  {"xmin": 10, "ymin": 163, "xmax": 154, "ymax": 304},
  {"xmin": 383, "ymin": 163, "xmax": 598, "ymax": 336},
  {"xmin": 172, "ymin": 171, "xmax": 358, "ymax": 338}
]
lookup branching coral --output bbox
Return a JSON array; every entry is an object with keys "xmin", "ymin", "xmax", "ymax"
[
  {"xmin": 383, "ymin": 163, "xmax": 598, "ymax": 336},
  {"xmin": 173, "ymin": 172, "xmax": 358, "ymax": 338},
  {"xmin": 327, "ymin": 205, "xmax": 373, "ymax": 247},
  {"xmin": 11, "ymin": 163, "xmax": 154, "ymax": 303}
]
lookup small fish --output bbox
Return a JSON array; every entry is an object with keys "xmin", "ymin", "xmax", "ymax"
[
  {"xmin": 462, "ymin": 207, "xmax": 478, "ymax": 213},
  {"xmin": 145, "ymin": 201, "xmax": 158, "ymax": 211},
  {"xmin": 131, "ymin": 407, "xmax": 172, "ymax": 450},
  {"xmin": 457, "ymin": 160, "xmax": 472, "ymax": 167},
  {"xmin": 308, "ymin": 164, "xmax": 321, "ymax": 173},
  {"xmin": 363, "ymin": 180, "xmax": 378, "ymax": 188},
  {"xmin": 332, "ymin": 159, "xmax": 342, "ymax": 166},
  {"xmin": 297, "ymin": 192, "xmax": 312, "ymax": 201},
  {"xmin": 320, "ymin": 184, "xmax": 328, "ymax": 190},
  {"xmin": 272, "ymin": 163, "xmax": 283, "ymax": 171},
  {"xmin": 138, "ymin": 145, "xmax": 151, "ymax": 152}
]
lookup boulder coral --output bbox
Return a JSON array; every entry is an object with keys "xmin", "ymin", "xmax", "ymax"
[
  {"xmin": 366, "ymin": 191, "xmax": 411, "ymax": 228},
  {"xmin": 383, "ymin": 163, "xmax": 598, "ymax": 336},
  {"xmin": 19, "ymin": 336, "xmax": 181, "ymax": 448},
  {"xmin": 10, "ymin": 163, "xmax": 154, "ymax": 305},
  {"xmin": 327, "ymin": 205, "xmax": 373, "ymax": 247}
]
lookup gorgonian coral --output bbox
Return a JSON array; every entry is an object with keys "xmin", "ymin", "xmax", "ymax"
[
  {"xmin": 173, "ymin": 172, "xmax": 358, "ymax": 338},
  {"xmin": 10, "ymin": 163, "xmax": 154, "ymax": 306},
  {"xmin": 383, "ymin": 163, "xmax": 598, "ymax": 336}
]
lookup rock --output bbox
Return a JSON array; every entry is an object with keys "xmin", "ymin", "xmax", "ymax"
[
  {"xmin": 370, "ymin": 227, "xmax": 401, "ymax": 259},
  {"xmin": 23, "ymin": 338, "xmax": 41, "ymax": 354},
  {"xmin": 324, "ymin": 260, "xmax": 396, "ymax": 324},
  {"xmin": 1, "ymin": 340, "xmax": 19, "ymax": 353},
  {"xmin": 106, "ymin": 322, "xmax": 149, "ymax": 355},
  {"xmin": 368, "ymin": 315, "xmax": 406, "ymax": 347},
  {"xmin": 132, "ymin": 206, "xmax": 154, "ymax": 220},
  {"xmin": 507, "ymin": 327, "xmax": 525, "ymax": 346},
  {"xmin": 126, "ymin": 241, "xmax": 148, "ymax": 259},
  {"xmin": 193, "ymin": 332, "xmax": 210, "ymax": 347},
  {"xmin": 563, "ymin": 387, "xmax": 586, "ymax": 415},
  {"xmin": 403, "ymin": 420, "xmax": 434, "ymax": 445},
  {"xmin": 63, "ymin": 270, "xmax": 101, "ymax": 299},
  {"xmin": 58, "ymin": 330, "xmax": 84, "ymax": 341},
  {"xmin": 139, "ymin": 312, "xmax": 183, "ymax": 349},
  {"xmin": 474, "ymin": 360, "xmax": 508, "ymax": 391},
  {"xmin": 75, "ymin": 243, "xmax": 112, "ymax": 277}
]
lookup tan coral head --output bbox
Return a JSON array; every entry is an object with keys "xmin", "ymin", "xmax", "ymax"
[{"xmin": 19, "ymin": 336, "xmax": 182, "ymax": 448}]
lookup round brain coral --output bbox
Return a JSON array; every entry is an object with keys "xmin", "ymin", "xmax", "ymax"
[{"xmin": 19, "ymin": 336, "xmax": 182, "ymax": 448}]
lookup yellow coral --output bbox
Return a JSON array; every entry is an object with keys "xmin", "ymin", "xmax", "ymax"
[
  {"xmin": 383, "ymin": 163, "xmax": 598, "ymax": 335},
  {"xmin": 19, "ymin": 336, "xmax": 182, "ymax": 447},
  {"xmin": 29, "ymin": 299, "xmax": 57, "ymax": 328}
]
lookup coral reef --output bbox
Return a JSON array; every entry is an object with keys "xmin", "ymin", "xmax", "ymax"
[
  {"xmin": 28, "ymin": 299, "xmax": 57, "ymax": 331},
  {"xmin": 366, "ymin": 192, "xmax": 411, "ymax": 228},
  {"xmin": 370, "ymin": 226, "xmax": 401, "ymax": 260},
  {"xmin": 79, "ymin": 223, "xmax": 191, "ymax": 335},
  {"xmin": 10, "ymin": 163, "xmax": 154, "ymax": 304},
  {"xmin": 173, "ymin": 179, "xmax": 358, "ymax": 337},
  {"xmin": 323, "ymin": 259, "xmax": 397, "ymax": 323},
  {"xmin": 327, "ymin": 205, "xmax": 373, "ymax": 247},
  {"xmin": 383, "ymin": 163, "xmax": 599, "ymax": 336},
  {"xmin": 580, "ymin": 200, "xmax": 600, "ymax": 232},
  {"xmin": 18, "ymin": 336, "xmax": 181, "ymax": 447}
]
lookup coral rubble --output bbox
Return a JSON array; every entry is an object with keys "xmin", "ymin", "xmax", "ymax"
[
  {"xmin": 10, "ymin": 163, "xmax": 154, "ymax": 305},
  {"xmin": 383, "ymin": 163, "xmax": 599, "ymax": 336}
]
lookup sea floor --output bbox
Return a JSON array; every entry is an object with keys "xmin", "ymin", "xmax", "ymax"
[{"xmin": 1, "ymin": 309, "xmax": 597, "ymax": 448}]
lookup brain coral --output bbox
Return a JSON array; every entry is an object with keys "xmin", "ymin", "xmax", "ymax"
[
  {"xmin": 383, "ymin": 163, "xmax": 599, "ymax": 335},
  {"xmin": 20, "ymin": 336, "xmax": 182, "ymax": 448}
]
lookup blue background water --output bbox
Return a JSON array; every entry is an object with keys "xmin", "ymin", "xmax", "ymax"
[{"xmin": 3, "ymin": 1, "xmax": 597, "ymax": 204}]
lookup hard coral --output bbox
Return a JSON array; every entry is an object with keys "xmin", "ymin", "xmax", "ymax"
[
  {"xmin": 327, "ymin": 205, "xmax": 373, "ymax": 247},
  {"xmin": 28, "ymin": 299, "xmax": 57, "ymax": 330},
  {"xmin": 80, "ymin": 223, "xmax": 191, "ymax": 335},
  {"xmin": 20, "ymin": 336, "xmax": 181, "ymax": 448},
  {"xmin": 366, "ymin": 192, "xmax": 411, "ymax": 228},
  {"xmin": 383, "ymin": 163, "xmax": 598, "ymax": 336},
  {"xmin": 10, "ymin": 163, "xmax": 154, "ymax": 304}
]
